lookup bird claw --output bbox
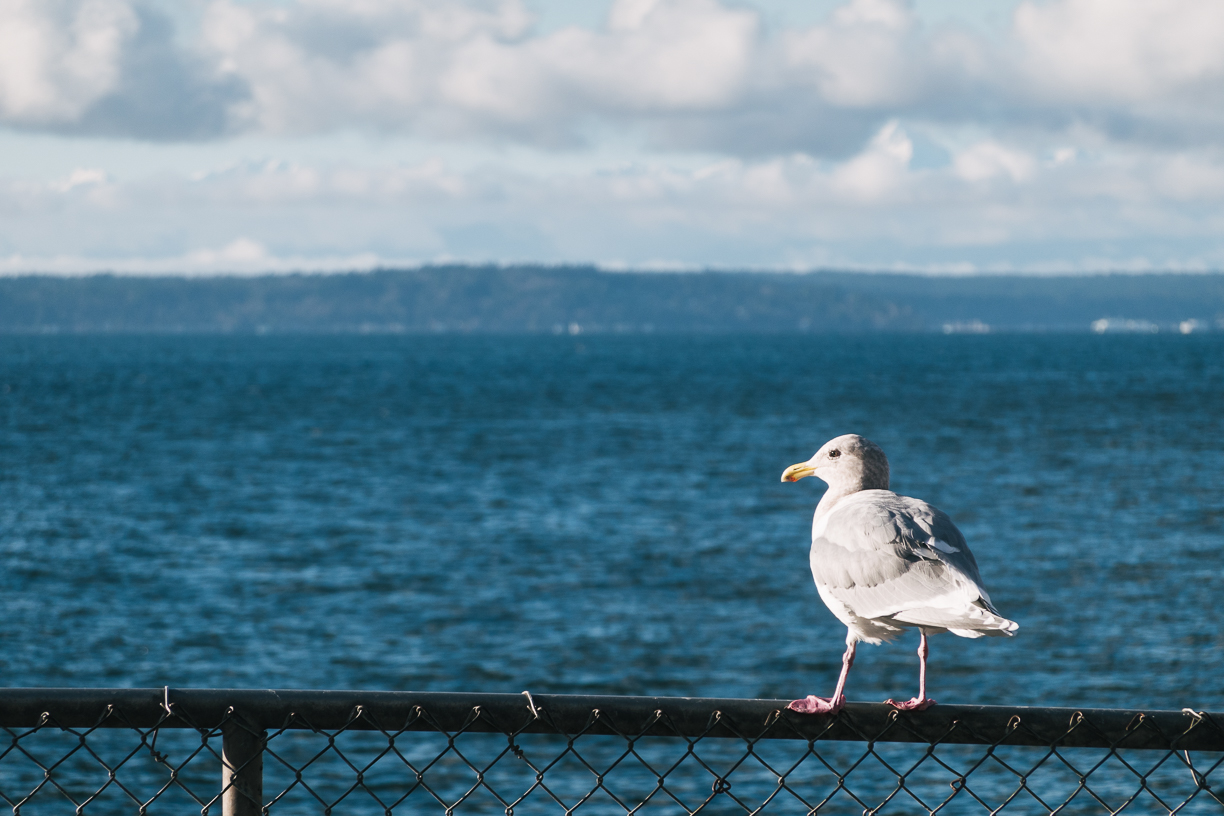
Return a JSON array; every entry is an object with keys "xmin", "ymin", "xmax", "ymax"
[
  {"xmin": 885, "ymin": 697, "xmax": 936, "ymax": 711},
  {"xmin": 788, "ymin": 695, "xmax": 845, "ymax": 714}
]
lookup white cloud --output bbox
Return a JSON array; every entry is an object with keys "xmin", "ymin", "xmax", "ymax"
[
  {"xmin": 0, "ymin": 240, "xmax": 388, "ymax": 275},
  {"xmin": 1152, "ymin": 154, "xmax": 1224, "ymax": 201},
  {"xmin": 53, "ymin": 167, "xmax": 109, "ymax": 191},
  {"xmin": 1014, "ymin": 0, "xmax": 1224, "ymax": 103},
  {"xmin": 169, "ymin": 0, "xmax": 1224, "ymax": 157},
  {"xmin": 182, "ymin": 236, "xmax": 269, "ymax": 267},
  {"xmin": 4, "ymin": 0, "xmax": 1224, "ymax": 156},
  {"xmin": 6, "ymin": 126, "xmax": 1224, "ymax": 273},
  {"xmin": 177, "ymin": 156, "xmax": 469, "ymax": 205},
  {"xmin": 953, "ymin": 141, "xmax": 1035, "ymax": 183},
  {"xmin": 783, "ymin": 0, "xmax": 920, "ymax": 108},
  {"xmin": 0, "ymin": 0, "xmax": 246, "ymax": 138},
  {"xmin": 200, "ymin": 0, "xmax": 759, "ymax": 140},
  {"xmin": 576, "ymin": 0, "xmax": 757, "ymax": 110},
  {"xmin": 4, "ymin": 0, "xmax": 1224, "ymax": 272},
  {"xmin": 832, "ymin": 120, "xmax": 913, "ymax": 200},
  {"xmin": 0, "ymin": 0, "xmax": 136, "ymax": 123}
]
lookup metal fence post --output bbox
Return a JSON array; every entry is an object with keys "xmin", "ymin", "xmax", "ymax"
[{"xmin": 221, "ymin": 717, "xmax": 264, "ymax": 816}]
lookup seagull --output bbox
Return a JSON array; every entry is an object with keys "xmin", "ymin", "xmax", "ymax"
[{"xmin": 782, "ymin": 434, "xmax": 1017, "ymax": 714}]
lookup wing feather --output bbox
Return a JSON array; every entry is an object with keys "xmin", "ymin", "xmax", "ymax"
[{"xmin": 809, "ymin": 490, "xmax": 1014, "ymax": 635}]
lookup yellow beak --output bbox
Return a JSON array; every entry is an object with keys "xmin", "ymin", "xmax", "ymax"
[{"xmin": 781, "ymin": 462, "xmax": 816, "ymax": 482}]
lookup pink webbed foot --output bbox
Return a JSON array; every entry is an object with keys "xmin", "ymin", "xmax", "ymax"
[
  {"xmin": 885, "ymin": 697, "xmax": 936, "ymax": 711},
  {"xmin": 788, "ymin": 695, "xmax": 845, "ymax": 714}
]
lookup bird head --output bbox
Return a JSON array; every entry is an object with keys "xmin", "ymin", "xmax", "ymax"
[{"xmin": 781, "ymin": 434, "xmax": 890, "ymax": 490}]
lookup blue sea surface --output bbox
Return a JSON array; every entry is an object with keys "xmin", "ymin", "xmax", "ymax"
[{"xmin": 1, "ymin": 334, "xmax": 1222, "ymax": 710}]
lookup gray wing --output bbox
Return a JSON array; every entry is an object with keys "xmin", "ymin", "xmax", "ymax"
[{"xmin": 810, "ymin": 490, "xmax": 1006, "ymax": 628}]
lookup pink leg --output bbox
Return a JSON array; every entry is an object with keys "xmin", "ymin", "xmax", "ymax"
[
  {"xmin": 886, "ymin": 631, "xmax": 936, "ymax": 711},
  {"xmin": 789, "ymin": 640, "xmax": 856, "ymax": 714}
]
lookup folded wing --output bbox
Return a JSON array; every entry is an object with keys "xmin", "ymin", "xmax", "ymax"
[{"xmin": 810, "ymin": 490, "xmax": 1018, "ymax": 640}]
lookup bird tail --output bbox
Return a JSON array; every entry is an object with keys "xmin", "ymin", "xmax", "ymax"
[
  {"xmin": 896, "ymin": 603, "xmax": 1019, "ymax": 638},
  {"xmin": 948, "ymin": 615, "xmax": 1018, "ymax": 638}
]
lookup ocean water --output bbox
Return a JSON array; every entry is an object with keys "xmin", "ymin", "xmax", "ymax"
[{"xmin": 1, "ymin": 333, "xmax": 1222, "ymax": 712}]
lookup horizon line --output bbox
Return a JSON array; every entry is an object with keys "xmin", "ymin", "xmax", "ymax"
[{"xmin": 3, "ymin": 263, "xmax": 1224, "ymax": 280}]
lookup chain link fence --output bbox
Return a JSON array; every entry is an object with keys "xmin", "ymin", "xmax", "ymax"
[{"xmin": 1, "ymin": 689, "xmax": 1221, "ymax": 815}]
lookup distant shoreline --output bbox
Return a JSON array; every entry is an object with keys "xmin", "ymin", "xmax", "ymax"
[{"xmin": 2, "ymin": 266, "xmax": 1221, "ymax": 335}]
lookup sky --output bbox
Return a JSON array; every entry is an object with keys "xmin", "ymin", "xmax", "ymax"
[{"xmin": 2, "ymin": 0, "xmax": 1224, "ymax": 275}]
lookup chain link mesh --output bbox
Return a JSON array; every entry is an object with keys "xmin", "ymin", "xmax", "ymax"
[{"xmin": 1, "ymin": 692, "xmax": 1221, "ymax": 815}]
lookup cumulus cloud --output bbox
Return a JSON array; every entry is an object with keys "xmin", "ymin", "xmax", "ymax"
[
  {"xmin": 784, "ymin": 0, "xmax": 923, "ymax": 108},
  {"xmin": 1014, "ymin": 0, "xmax": 1224, "ymax": 102},
  {"xmin": 3, "ymin": 0, "xmax": 1224, "ymax": 154},
  {"xmin": 75, "ymin": 5, "xmax": 248, "ymax": 139},
  {"xmin": 4, "ymin": 0, "xmax": 1224, "ymax": 272},
  {"xmin": 199, "ymin": 0, "xmax": 760, "ymax": 144},
  {"xmin": 0, "ymin": 0, "xmax": 137, "ymax": 123},
  {"xmin": 5, "ymin": 116, "xmax": 1224, "ymax": 273},
  {"xmin": 0, "ymin": 0, "xmax": 245, "ymax": 138},
  {"xmin": 1008, "ymin": 0, "xmax": 1224, "ymax": 146},
  {"xmin": 831, "ymin": 120, "xmax": 913, "ymax": 201}
]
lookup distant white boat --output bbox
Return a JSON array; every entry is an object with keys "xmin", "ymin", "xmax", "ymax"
[
  {"xmin": 942, "ymin": 320, "xmax": 990, "ymax": 334},
  {"xmin": 1091, "ymin": 317, "xmax": 1159, "ymax": 333}
]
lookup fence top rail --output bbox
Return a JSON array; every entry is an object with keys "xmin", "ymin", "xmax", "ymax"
[{"xmin": 1, "ymin": 688, "xmax": 1220, "ymax": 752}]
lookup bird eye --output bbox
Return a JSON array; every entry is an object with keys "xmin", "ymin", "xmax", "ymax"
[{"xmin": 829, "ymin": 449, "xmax": 841, "ymax": 458}]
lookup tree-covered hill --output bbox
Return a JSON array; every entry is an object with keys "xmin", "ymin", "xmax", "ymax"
[{"xmin": 1, "ymin": 266, "xmax": 1221, "ymax": 333}]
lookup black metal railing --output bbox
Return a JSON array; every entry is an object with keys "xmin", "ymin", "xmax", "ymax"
[{"xmin": 1, "ymin": 689, "xmax": 1221, "ymax": 815}]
